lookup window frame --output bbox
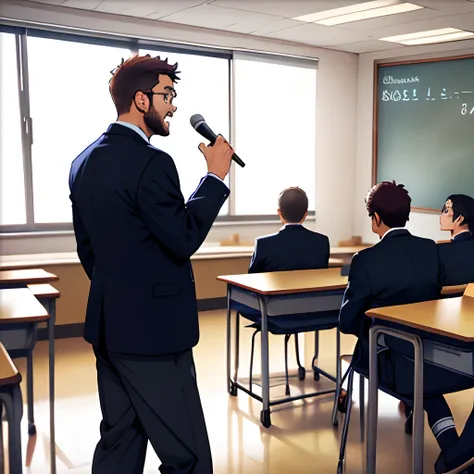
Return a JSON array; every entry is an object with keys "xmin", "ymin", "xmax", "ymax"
[{"xmin": 0, "ymin": 23, "xmax": 317, "ymax": 234}]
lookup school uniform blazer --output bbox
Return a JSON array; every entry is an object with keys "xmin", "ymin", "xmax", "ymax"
[
  {"xmin": 438, "ymin": 231, "xmax": 474, "ymax": 286},
  {"xmin": 339, "ymin": 229, "xmax": 441, "ymax": 370},
  {"xmin": 248, "ymin": 224, "xmax": 330, "ymax": 274}
]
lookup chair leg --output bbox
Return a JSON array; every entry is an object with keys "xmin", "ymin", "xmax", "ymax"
[
  {"xmin": 0, "ymin": 402, "xmax": 4, "ymax": 474},
  {"xmin": 294, "ymin": 334, "xmax": 306, "ymax": 380},
  {"xmin": 249, "ymin": 328, "xmax": 260, "ymax": 392},
  {"xmin": 331, "ymin": 327, "xmax": 342, "ymax": 427},
  {"xmin": 313, "ymin": 330, "xmax": 320, "ymax": 381},
  {"xmin": 26, "ymin": 351, "xmax": 35, "ymax": 436},
  {"xmin": 337, "ymin": 367, "xmax": 355, "ymax": 474},
  {"xmin": 284, "ymin": 334, "xmax": 291, "ymax": 396},
  {"xmin": 359, "ymin": 373, "xmax": 365, "ymax": 442}
]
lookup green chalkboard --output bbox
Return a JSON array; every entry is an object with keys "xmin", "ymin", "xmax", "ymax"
[{"xmin": 374, "ymin": 55, "xmax": 474, "ymax": 211}]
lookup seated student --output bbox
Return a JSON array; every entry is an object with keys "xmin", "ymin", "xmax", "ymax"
[
  {"xmin": 339, "ymin": 181, "xmax": 474, "ymax": 474},
  {"xmin": 438, "ymin": 194, "xmax": 474, "ymax": 286},
  {"xmin": 249, "ymin": 186, "xmax": 329, "ymax": 273}
]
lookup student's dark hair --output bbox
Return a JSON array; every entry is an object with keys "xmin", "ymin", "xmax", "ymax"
[
  {"xmin": 278, "ymin": 187, "xmax": 308, "ymax": 223},
  {"xmin": 365, "ymin": 180, "xmax": 411, "ymax": 228},
  {"xmin": 445, "ymin": 194, "xmax": 474, "ymax": 232},
  {"xmin": 109, "ymin": 54, "xmax": 180, "ymax": 115}
]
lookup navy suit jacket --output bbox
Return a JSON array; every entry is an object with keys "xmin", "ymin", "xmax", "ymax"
[
  {"xmin": 248, "ymin": 224, "xmax": 330, "ymax": 274},
  {"xmin": 438, "ymin": 231, "xmax": 474, "ymax": 286},
  {"xmin": 339, "ymin": 229, "xmax": 441, "ymax": 370},
  {"xmin": 69, "ymin": 123, "xmax": 229, "ymax": 355}
]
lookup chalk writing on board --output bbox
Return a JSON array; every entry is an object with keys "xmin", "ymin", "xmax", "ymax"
[
  {"xmin": 381, "ymin": 87, "xmax": 474, "ymax": 102},
  {"xmin": 461, "ymin": 103, "xmax": 474, "ymax": 115}
]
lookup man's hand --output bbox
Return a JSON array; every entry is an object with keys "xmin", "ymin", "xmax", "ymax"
[{"xmin": 198, "ymin": 135, "xmax": 233, "ymax": 180}]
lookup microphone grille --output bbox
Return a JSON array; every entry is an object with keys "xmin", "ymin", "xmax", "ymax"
[{"xmin": 190, "ymin": 114, "xmax": 205, "ymax": 129}]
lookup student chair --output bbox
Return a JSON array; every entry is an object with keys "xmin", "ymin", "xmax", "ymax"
[{"xmin": 232, "ymin": 301, "xmax": 340, "ymax": 398}]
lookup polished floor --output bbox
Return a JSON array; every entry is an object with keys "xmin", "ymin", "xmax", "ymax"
[{"xmin": 6, "ymin": 310, "xmax": 474, "ymax": 473}]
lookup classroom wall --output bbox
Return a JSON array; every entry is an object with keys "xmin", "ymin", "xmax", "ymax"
[
  {"xmin": 354, "ymin": 39, "xmax": 474, "ymax": 244},
  {"xmin": 0, "ymin": 0, "xmax": 358, "ymax": 254}
]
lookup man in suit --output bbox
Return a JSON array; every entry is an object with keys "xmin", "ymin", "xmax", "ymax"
[
  {"xmin": 438, "ymin": 194, "xmax": 474, "ymax": 286},
  {"xmin": 339, "ymin": 181, "xmax": 474, "ymax": 474},
  {"xmin": 248, "ymin": 187, "xmax": 330, "ymax": 273},
  {"xmin": 69, "ymin": 54, "xmax": 233, "ymax": 474}
]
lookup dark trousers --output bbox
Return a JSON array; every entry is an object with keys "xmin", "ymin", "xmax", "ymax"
[{"xmin": 91, "ymin": 345, "xmax": 213, "ymax": 474}]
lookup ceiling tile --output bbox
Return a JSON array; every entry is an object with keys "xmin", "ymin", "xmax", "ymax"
[
  {"xmin": 62, "ymin": 0, "xmax": 103, "ymax": 8},
  {"xmin": 330, "ymin": 39, "xmax": 405, "ymax": 53},
  {"xmin": 414, "ymin": 0, "xmax": 474, "ymax": 14},
  {"xmin": 209, "ymin": 0, "xmax": 366, "ymax": 19},
  {"xmin": 265, "ymin": 22, "xmax": 370, "ymax": 47},
  {"xmin": 338, "ymin": 6, "xmax": 447, "ymax": 31},
  {"xmin": 26, "ymin": 0, "xmax": 67, "ymax": 5},
  {"xmin": 145, "ymin": 1, "xmax": 212, "ymax": 19},
  {"xmin": 95, "ymin": 0, "xmax": 206, "ymax": 18},
  {"xmin": 249, "ymin": 19, "xmax": 304, "ymax": 36},
  {"xmin": 364, "ymin": 12, "xmax": 474, "ymax": 39},
  {"xmin": 159, "ymin": 4, "xmax": 283, "ymax": 31}
]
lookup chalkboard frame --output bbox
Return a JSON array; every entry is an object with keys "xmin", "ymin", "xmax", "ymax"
[{"xmin": 372, "ymin": 53, "xmax": 474, "ymax": 214}]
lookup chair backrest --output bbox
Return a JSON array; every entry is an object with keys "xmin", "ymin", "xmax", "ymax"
[{"xmin": 464, "ymin": 283, "xmax": 474, "ymax": 298}]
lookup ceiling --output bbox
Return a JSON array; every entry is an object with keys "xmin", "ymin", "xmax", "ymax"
[{"xmin": 21, "ymin": 0, "xmax": 474, "ymax": 53}]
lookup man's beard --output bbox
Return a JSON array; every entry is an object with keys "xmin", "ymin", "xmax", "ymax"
[{"xmin": 144, "ymin": 105, "xmax": 169, "ymax": 137}]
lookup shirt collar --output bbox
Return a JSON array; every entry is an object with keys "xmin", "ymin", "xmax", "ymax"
[
  {"xmin": 116, "ymin": 121, "xmax": 149, "ymax": 143},
  {"xmin": 380, "ymin": 227, "xmax": 406, "ymax": 241},
  {"xmin": 279, "ymin": 223, "xmax": 302, "ymax": 231},
  {"xmin": 452, "ymin": 230, "xmax": 472, "ymax": 241}
]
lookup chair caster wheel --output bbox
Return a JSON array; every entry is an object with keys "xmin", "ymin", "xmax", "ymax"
[
  {"xmin": 313, "ymin": 370, "xmax": 320, "ymax": 381},
  {"xmin": 298, "ymin": 367, "xmax": 306, "ymax": 381},
  {"xmin": 229, "ymin": 382, "xmax": 238, "ymax": 396},
  {"xmin": 285, "ymin": 385, "xmax": 290, "ymax": 396},
  {"xmin": 260, "ymin": 409, "xmax": 271, "ymax": 428}
]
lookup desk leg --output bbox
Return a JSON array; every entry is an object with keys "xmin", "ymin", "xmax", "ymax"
[
  {"xmin": 48, "ymin": 299, "xmax": 56, "ymax": 474},
  {"xmin": 367, "ymin": 326, "xmax": 424, "ymax": 474},
  {"xmin": 258, "ymin": 297, "xmax": 271, "ymax": 428},
  {"xmin": 367, "ymin": 326, "xmax": 379, "ymax": 474},
  {"xmin": 226, "ymin": 286, "xmax": 236, "ymax": 396},
  {"xmin": 412, "ymin": 335, "xmax": 424, "ymax": 474}
]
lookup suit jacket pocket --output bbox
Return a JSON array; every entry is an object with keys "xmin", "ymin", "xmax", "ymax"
[{"xmin": 153, "ymin": 283, "xmax": 181, "ymax": 297}]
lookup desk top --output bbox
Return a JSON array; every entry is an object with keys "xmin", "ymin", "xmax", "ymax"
[
  {"xmin": 0, "ymin": 342, "xmax": 21, "ymax": 387},
  {"xmin": 217, "ymin": 267, "xmax": 348, "ymax": 295},
  {"xmin": 27, "ymin": 284, "xmax": 60, "ymax": 299},
  {"xmin": 366, "ymin": 296, "xmax": 474, "ymax": 343},
  {"xmin": 0, "ymin": 288, "xmax": 50, "ymax": 324},
  {"xmin": 0, "ymin": 268, "xmax": 58, "ymax": 285},
  {"xmin": 465, "ymin": 284, "xmax": 474, "ymax": 298}
]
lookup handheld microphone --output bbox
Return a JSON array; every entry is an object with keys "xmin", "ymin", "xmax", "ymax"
[{"xmin": 190, "ymin": 114, "xmax": 245, "ymax": 168}]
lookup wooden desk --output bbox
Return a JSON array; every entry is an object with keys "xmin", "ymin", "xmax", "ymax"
[
  {"xmin": 0, "ymin": 340, "xmax": 23, "ymax": 472},
  {"xmin": 441, "ymin": 284, "xmax": 467, "ymax": 296},
  {"xmin": 0, "ymin": 269, "xmax": 58, "ymax": 288},
  {"xmin": 0, "ymin": 288, "xmax": 54, "ymax": 473},
  {"xmin": 217, "ymin": 268, "xmax": 348, "ymax": 428},
  {"xmin": 365, "ymin": 296, "xmax": 474, "ymax": 474},
  {"xmin": 465, "ymin": 283, "xmax": 474, "ymax": 298}
]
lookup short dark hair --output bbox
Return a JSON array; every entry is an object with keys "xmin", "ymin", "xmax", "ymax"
[
  {"xmin": 445, "ymin": 194, "xmax": 474, "ymax": 231},
  {"xmin": 109, "ymin": 54, "xmax": 180, "ymax": 115},
  {"xmin": 366, "ymin": 180, "xmax": 411, "ymax": 228},
  {"xmin": 279, "ymin": 187, "xmax": 308, "ymax": 223}
]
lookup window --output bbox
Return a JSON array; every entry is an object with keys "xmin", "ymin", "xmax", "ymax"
[
  {"xmin": 0, "ymin": 32, "xmax": 26, "ymax": 225},
  {"xmin": 140, "ymin": 48, "xmax": 230, "ymax": 215},
  {"xmin": 0, "ymin": 26, "xmax": 318, "ymax": 233},
  {"xmin": 27, "ymin": 36, "xmax": 130, "ymax": 223},
  {"xmin": 233, "ymin": 53, "xmax": 316, "ymax": 215}
]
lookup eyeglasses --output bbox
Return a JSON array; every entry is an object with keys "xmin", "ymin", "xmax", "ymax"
[{"xmin": 145, "ymin": 88, "xmax": 177, "ymax": 105}]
